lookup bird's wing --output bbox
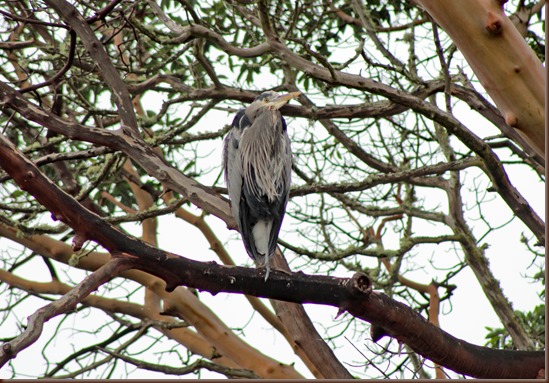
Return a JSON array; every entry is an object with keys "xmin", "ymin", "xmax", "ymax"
[
  {"xmin": 238, "ymin": 146, "xmax": 270, "ymax": 260},
  {"xmin": 239, "ymin": 117, "xmax": 292, "ymax": 259},
  {"xmin": 226, "ymin": 108, "xmax": 269, "ymax": 261},
  {"xmin": 223, "ymin": 110, "xmax": 246, "ymax": 228},
  {"xmin": 238, "ymin": 190, "xmax": 261, "ymax": 260},
  {"xmin": 267, "ymin": 130, "xmax": 292, "ymax": 256}
]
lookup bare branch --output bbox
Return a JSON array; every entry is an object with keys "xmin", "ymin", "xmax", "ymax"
[
  {"xmin": 101, "ymin": 351, "xmax": 260, "ymax": 378},
  {"xmin": 44, "ymin": 0, "xmax": 139, "ymax": 136},
  {"xmin": 0, "ymin": 46, "xmax": 544, "ymax": 383},
  {"xmin": 0, "ymin": 258, "xmax": 132, "ymax": 367}
]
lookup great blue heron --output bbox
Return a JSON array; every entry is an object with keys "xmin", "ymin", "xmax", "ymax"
[{"xmin": 223, "ymin": 90, "xmax": 300, "ymax": 280}]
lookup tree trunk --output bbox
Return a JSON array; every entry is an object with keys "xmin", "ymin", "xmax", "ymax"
[{"xmin": 414, "ymin": 0, "xmax": 545, "ymax": 159}]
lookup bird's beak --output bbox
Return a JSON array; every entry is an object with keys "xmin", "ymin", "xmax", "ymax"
[{"xmin": 268, "ymin": 91, "xmax": 301, "ymax": 110}]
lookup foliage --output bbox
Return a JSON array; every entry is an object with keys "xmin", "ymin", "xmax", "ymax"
[{"xmin": 485, "ymin": 305, "xmax": 545, "ymax": 350}]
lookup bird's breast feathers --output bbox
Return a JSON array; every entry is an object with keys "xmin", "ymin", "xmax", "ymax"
[{"xmin": 240, "ymin": 132, "xmax": 290, "ymax": 202}]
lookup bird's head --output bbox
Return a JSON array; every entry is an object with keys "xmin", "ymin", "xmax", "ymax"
[{"xmin": 252, "ymin": 91, "xmax": 301, "ymax": 111}]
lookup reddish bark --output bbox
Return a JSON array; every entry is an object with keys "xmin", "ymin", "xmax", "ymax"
[{"xmin": 414, "ymin": 0, "xmax": 545, "ymax": 158}]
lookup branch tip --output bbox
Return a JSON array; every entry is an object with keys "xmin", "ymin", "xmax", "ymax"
[
  {"xmin": 71, "ymin": 235, "xmax": 87, "ymax": 252},
  {"xmin": 332, "ymin": 307, "xmax": 342, "ymax": 320},
  {"xmin": 370, "ymin": 324, "xmax": 389, "ymax": 342}
]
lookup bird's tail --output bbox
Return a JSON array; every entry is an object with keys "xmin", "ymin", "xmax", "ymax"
[{"xmin": 251, "ymin": 219, "xmax": 273, "ymax": 280}]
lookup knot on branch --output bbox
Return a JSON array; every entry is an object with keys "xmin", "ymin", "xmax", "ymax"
[
  {"xmin": 2, "ymin": 343, "xmax": 12, "ymax": 355},
  {"xmin": 349, "ymin": 272, "xmax": 372, "ymax": 296},
  {"xmin": 504, "ymin": 112, "xmax": 518, "ymax": 127},
  {"xmin": 486, "ymin": 12, "xmax": 503, "ymax": 35}
]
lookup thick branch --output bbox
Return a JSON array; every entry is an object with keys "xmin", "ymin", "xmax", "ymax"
[
  {"xmin": 414, "ymin": 0, "xmax": 545, "ymax": 158},
  {"xmin": 0, "ymin": 81, "xmax": 234, "ymax": 226},
  {"xmin": 270, "ymin": 251, "xmax": 353, "ymax": 379},
  {"xmin": 0, "ymin": 130, "xmax": 544, "ymax": 379},
  {"xmin": 0, "ymin": 225, "xmax": 271, "ymax": 374}
]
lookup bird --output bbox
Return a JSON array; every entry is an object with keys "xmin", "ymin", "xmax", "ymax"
[{"xmin": 223, "ymin": 90, "xmax": 300, "ymax": 281}]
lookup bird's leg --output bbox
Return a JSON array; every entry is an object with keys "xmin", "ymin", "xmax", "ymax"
[
  {"xmin": 255, "ymin": 263, "xmax": 270, "ymax": 281},
  {"xmin": 256, "ymin": 255, "xmax": 271, "ymax": 281},
  {"xmin": 259, "ymin": 255, "xmax": 292, "ymax": 281},
  {"xmin": 264, "ymin": 261, "xmax": 270, "ymax": 282}
]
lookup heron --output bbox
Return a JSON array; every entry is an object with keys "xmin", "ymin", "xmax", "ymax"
[{"xmin": 223, "ymin": 90, "xmax": 300, "ymax": 281}]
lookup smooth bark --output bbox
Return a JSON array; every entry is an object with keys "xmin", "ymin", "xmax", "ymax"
[{"xmin": 414, "ymin": 0, "xmax": 545, "ymax": 158}]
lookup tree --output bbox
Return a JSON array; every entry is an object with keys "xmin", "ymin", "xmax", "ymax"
[{"xmin": 0, "ymin": 0, "xmax": 544, "ymax": 379}]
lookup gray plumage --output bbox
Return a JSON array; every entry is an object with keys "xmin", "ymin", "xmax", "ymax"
[{"xmin": 223, "ymin": 91, "xmax": 300, "ymax": 280}]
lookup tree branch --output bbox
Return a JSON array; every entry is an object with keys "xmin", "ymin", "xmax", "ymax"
[
  {"xmin": 290, "ymin": 157, "xmax": 481, "ymax": 197},
  {"xmin": 414, "ymin": 0, "xmax": 545, "ymax": 158},
  {"xmin": 148, "ymin": 16, "xmax": 545, "ymax": 242},
  {"xmin": 0, "ymin": 257, "xmax": 133, "ymax": 367},
  {"xmin": 19, "ymin": 30, "xmax": 76, "ymax": 94},
  {"xmin": 0, "ymin": 81, "xmax": 234, "ymax": 226},
  {"xmin": 44, "ymin": 0, "xmax": 139, "ymax": 136},
  {"xmin": 0, "ymin": 117, "xmax": 543, "ymax": 379},
  {"xmin": 100, "ymin": 351, "xmax": 259, "ymax": 379}
]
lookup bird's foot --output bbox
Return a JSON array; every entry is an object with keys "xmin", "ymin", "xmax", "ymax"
[{"xmin": 257, "ymin": 263, "xmax": 292, "ymax": 281}]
